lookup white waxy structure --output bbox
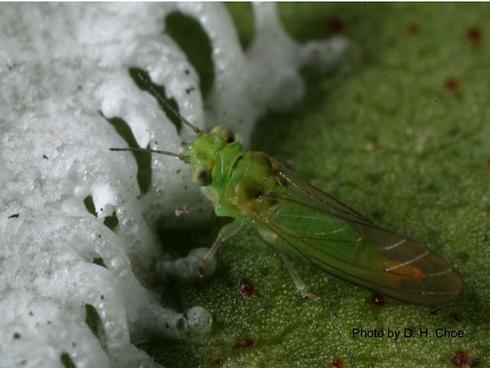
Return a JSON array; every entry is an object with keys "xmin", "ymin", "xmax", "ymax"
[{"xmin": 0, "ymin": 3, "xmax": 348, "ymax": 367}]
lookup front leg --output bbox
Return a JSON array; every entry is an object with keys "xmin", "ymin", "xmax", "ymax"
[{"xmin": 198, "ymin": 220, "xmax": 243, "ymax": 277}]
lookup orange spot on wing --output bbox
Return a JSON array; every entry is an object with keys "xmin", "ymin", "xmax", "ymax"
[{"xmin": 385, "ymin": 260, "xmax": 426, "ymax": 280}]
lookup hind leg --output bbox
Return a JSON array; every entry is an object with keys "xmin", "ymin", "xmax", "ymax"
[{"xmin": 280, "ymin": 254, "xmax": 320, "ymax": 302}]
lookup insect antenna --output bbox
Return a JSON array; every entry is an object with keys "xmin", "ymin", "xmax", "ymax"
[
  {"xmin": 109, "ymin": 147, "xmax": 187, "ymax": 161},
  {"xmin": 133, "ymin": 70, "xmax": 203, "ymax": 135}
]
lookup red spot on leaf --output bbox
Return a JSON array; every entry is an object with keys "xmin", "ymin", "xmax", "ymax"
[
  {"xmin": 331, "ymin": 358, "xmax": 346, "ymax": 368},
  {"xmin": 233, "ymin": 338, "xmax": 256, "ymax": 349},
  {"xmin": 407, "ymin": 23, "xmax": 419, "ymax": 36},
  {"xmin": 238, "ymin": 279, "xmax": 255, "ymax": 297},
  {"xmin": 443, "ymin": 78, "xmax": 460, "ymax": 94},
  {"xmin": 467, "ymin": 27, "xmax": 483, "ymax": 44},
  {"xmin": 451, "ymin": 351, "xmax": 471, "ymax": 367},
  {"xmin": 211, "ymin": 357, "xmax": 221, "ymax": 365},
  {"xmin": 327, "ymin": 17, "xmax": 346, "ymax": 34},
  {"xmin": 372, "ymin": 294, "xmax": 386, "ymax": 307}
]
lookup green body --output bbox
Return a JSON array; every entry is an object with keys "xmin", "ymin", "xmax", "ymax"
[
  {"xmin": 187, "ymin": 130, "xmax": 279, "ymax": 220},
  {"xmin": 185, "ymin": 126, "xmax": 463, "ymax": 305}
]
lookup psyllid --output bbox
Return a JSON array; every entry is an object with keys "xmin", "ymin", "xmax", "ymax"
[{"xmin": 111, "ymin": 85, "xmax": 463, "ymax": 305}]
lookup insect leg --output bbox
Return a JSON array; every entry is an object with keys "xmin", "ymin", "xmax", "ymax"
[
  {"xmin": 280, "ymin": 254, "xmax": 320, "ymax": 302},
  {"xmin": 198, "ymin": 221, "xmax": 243, "ymax": 277}
]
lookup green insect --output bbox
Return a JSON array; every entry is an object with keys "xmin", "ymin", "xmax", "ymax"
[{"xmin": 111, "ymin": 90, "xmax": 463, "ymax": 305}]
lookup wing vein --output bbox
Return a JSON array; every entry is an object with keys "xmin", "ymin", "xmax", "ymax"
[
  {"xmin": 385, "ymin": 251, "xmax": 430, "ymax": 272},
  {"xmin": 383, "ymin": 238, "xmax": 407, "ymax": 250},
  {"xmin": 425, "ymin": 269, "xmax": 453, "ymax": 277}
]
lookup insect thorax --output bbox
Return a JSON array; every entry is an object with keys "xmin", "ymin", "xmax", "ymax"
[{"xmin": 186, "ymin": 128, "xmax": 282, "ymax": 220}]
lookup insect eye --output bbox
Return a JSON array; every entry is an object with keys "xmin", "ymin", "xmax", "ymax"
[{"xmin": 193, "ymin": 167, "xmax": 212, "ymax": 186}]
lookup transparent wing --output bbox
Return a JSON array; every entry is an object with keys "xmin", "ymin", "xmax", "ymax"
[{"xmin": 248, "ymin": 159, "xmax": 463, "ymax": 305}]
